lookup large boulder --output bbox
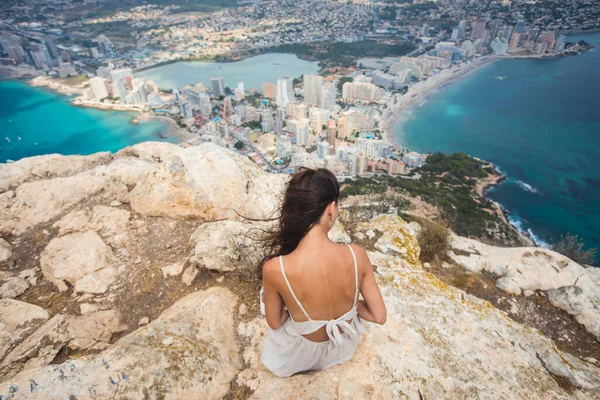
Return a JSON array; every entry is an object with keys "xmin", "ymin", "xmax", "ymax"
[
  {"xmin": 128, "ymin": 143, "xmax": 285, "ymax": 221},
  {"xmin": 190, "ymin": 220, "xmax": 270, "ymax": 272},
  {"xmin": 0, "ymin": 288, "xmax": 240, "ymax": 399},
  {"xmin": 0, "ymin": 238, "xmax": 13, "ymax": 268},
  {"xmin": 0, "ymin": 299, "xmax": 49, "ymax": 361},
  {"xmin": 53, "ymin": 205, "xmax": 131, "ymax": 246},
  {"xmin": 448, "ymin": 235, "xmax": 600, "ymax": 340},
  {"xmin": 0, "ymin": 152, "xmax": 111, "ymax": 192},
  {"xmin": 0, "ymin": 158, "xmax": 151, "ymax": 235},
  {"xmin": 0, "ymin": 310, "xmax": 126, "ymax": 380},
  {"xmin": 40, "ymin": 231, "xmax": 117, "ymax": 293}
]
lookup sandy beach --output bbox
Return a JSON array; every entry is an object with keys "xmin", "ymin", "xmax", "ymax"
[
  {"xmin": 381, "ymin": 55, "xmax": 499, "ymax": 148},
  {"xmin": 29, "ymin": 75, "xmax": 86, "ymax": 96}
]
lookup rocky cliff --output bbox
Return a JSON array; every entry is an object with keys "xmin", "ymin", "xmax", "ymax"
[{"xmin": 0, "ymin": 142, "xmax": 599, "ymax": 399}]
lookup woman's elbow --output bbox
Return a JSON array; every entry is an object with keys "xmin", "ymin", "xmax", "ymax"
[{"xmin": 374, "ymin": 308, "xmax": 387, "ymax": 325}]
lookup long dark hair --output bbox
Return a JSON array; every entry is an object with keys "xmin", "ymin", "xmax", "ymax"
[{"xmin": 260, "ymin": 167, "xmax": 340, "ymax": 268}]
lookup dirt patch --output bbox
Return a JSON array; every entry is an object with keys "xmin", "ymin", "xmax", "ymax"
[{"xmin": 426, "ymin": 262, "xmax": 600, "ymax": 366}]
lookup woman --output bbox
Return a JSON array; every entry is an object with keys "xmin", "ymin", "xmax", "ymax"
[{"xmin": 260, "ymin": 167, "xmax": 387, "ymax": 378}]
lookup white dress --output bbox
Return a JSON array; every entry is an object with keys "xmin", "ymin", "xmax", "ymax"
[{"xmin": 260, "ymin": 244, "xmax": 365, "ymax": 378}]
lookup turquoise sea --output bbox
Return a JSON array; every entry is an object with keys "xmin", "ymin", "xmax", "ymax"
[
  {"xmin": 0, "ymin": 80, "xmax": 176, "ymax": 163},
  {"xmin": 395, "ymin": 33, "xmax": 600, "ymax": 256}
]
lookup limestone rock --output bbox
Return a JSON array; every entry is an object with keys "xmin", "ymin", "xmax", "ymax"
[
  {"xmin": 0, "ymin": 288, "xmax": 240, "ymax": 399},
  {"xmin": 53, "ymin": 205, "xmax": 131, "ymax": 246},
  {"xmin": 0, "ymin": 238, "xmax": 13, "ymax": 268},
  {"xmin": 449, "ymin": 235, "xmax": 600, "ymax": 340},
  {"xmin": 0, "ymin": 152, "xmax": 111, "ymax": 192},
  {"xmin": 128, "ymin": 143, "xmax": 285, "ymax": 221},
  {"xmin": 182, "ymin": 265, "xmax": 199, "ymax": 286},
  {"xmin": 0, "ymin": 299, "xmax": 49, "ymax": 360},
  {"xmin": 138, "ymin": 317, "xmax": 149, "ymax": 326},
  {"xmin": 40, "ymin": 231, "xmax": 116, "ymax": 292},
  {"xmin": 328, "ymin": 220, "xmax": 351, "ymax": 244},
  {"xmin": 190, "ymin": 220, "xmax": 269, "ymax": 272},
  {"xmin": 0, "ymin": 157, "xmax": 151, "ymax": 235},
  {"xmin": 0, "ymin": 310, "xmax": 126, "ymax": 380},
  {"xmin": 368, "ymin": 214, "xmax": 420, "ymax": 267},
  {"xmin": 74, "ymin": 266, "xmax": 116, "ymax": 294},
  {"xmin": 80, "ymin": 303, "xmax": 100, "ymax": 315},
  {"xmin": 0, "ymin": 277, "xmax": 30, "ymax": 299},
  {"xmin": 495, "ymin": 274, "xmax": 522, "ymax": 296},
  {"xmin": 161, "ymin": 261, "xmax": 185, "ymax": 278}
]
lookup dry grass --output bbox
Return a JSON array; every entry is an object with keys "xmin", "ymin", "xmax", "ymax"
[{"xmin": 417, "ymin": 219, "xmax": 451, "ymax": 263}]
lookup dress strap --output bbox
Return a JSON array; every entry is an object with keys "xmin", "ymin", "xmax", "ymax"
[
  {"xmin": 279, "ymin": 256, "xmax": 312, "ymax": 320},
  {"xmin": 346, "ymin": 244, "xmax": 360, "ymax": 307}
]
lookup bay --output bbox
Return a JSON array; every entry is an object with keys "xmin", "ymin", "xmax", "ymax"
[
  {"xmin": 0, "ymin": 80, "xmax": 175, "ymax": 164},
  {"xmin": 395, "ymin": 33, "xmax": 600, "ymax": 256},
  {"xmin": 135, "ymin": 53, "xmax": 320, "ymax": 90}
]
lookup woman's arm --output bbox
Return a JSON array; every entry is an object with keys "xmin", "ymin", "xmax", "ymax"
[
  {"xmin": 352, "ymin": 245, "xmax": 387, "ymax": 325},
  {"xmin": 262, "ymin": 258, "xmax": 289, "ymax": 329}
]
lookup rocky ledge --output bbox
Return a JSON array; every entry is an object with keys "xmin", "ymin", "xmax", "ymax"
[{"xmin": 0, "ymin": 142, "xmax": 599, "ymax": 399}]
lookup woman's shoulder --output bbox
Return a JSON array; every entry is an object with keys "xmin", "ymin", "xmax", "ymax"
[{"xmin": 262, "ymin": 256, "xmax": 281, "ymax": 282}]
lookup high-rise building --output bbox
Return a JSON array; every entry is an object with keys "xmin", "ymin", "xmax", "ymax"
[
  {"xmin": 181, "ymin": 102, "xmax": 193, "ymax": 119},
  {"xmin": 44, "ymin": 35, "xmax": 59, "ymax": 59},
  {"xmin": 317, "ymin": 141, "xmax": 330, "ymax": 158},
  {"xmin": 97, "ymin": 35, "xmax": 117, "ymax": 58},
  {"xmin": 471, "ymin": 19, "xmax": 487, "ymax": 40},
  {"xmin": 221, "ymin": 96, "xmax": 233, "ymax": 121},
  {"xmin": 490, "ymin": 19, "xmax": 502, "ymax": 40},
  {"xmin": 199, "ymin": 93, "xmax": 212, "ymax": 117},
  {"xmin": 514, "ymin": 20, "xmax": 526, "ymax": 34},
  {"xmin": 275, "ymin": 107, "xmax": 286, "ymax": 134},
  {"xmin": 295, "ymin": 119, "xmax": 310, "ymax": 146},
  {"xmin": 110, "ymin": 68, "xmax": 133, "ymax": 82},
  {"xmin": 113, "ymin": 78, "xmax": 127, "ymax": 100},
  {"xmin": 276, "ymin": 135, "xmax": 293, "ymax": 158},
  {"xmin": 327, "ymin": 119, "xmax": 337, "ymax": 154},
  {"xmin": 237, "ymin": 82, "xmax": 245, "ymax": 93},
  {"xmin": 509, "ymin": 33, "xmax": 521, "ymax": 49},
  {"xmin": 260, "ymin": 109, "xmax": 274, "ymax": 133},
  {"xmin": 261, "ymin": 82, "xmax": 277, "ymax": 98},
  {"xmin": 90, "ymin": 77, "xmax": 109, "ymax": 99},
  {"xmin": 421, "ymin": 23, "xmax": 430, "ymax": 36},
  {"xmin": 303, "ymin": 74, "xmax": 323, "ymax": 107},
  {"xmin": 211, "ymin": 77, "xmax": 225, "ymax": 97},
  {"xmin": 276, "ymin": 76, "xmax": 295, "ymax": 108},
  {"xmin": 342, "ymin": 82, "xmax": 384, "ymax": 103}
]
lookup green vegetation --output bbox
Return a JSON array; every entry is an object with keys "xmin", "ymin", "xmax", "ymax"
[
  {"xmin": 337, "ymin": 77, "xmax": 353, "ymax": 93},
  {"xmin": 81, "ymin": 0, "xmax": 236, "ymax": 19},
  {"xmin": 266, "ymin": 40, "xmax": 417, "ymax": 68},
  {"xmin": 553, "ymin": 234, "xmax": 598, "ymax": 266},
  {"xmin": 340, "ymin": 153, "xmax": 518, "ymax": 244},
  {"xmin": 417, "ymin": 220, "xmax": 451, "ymax": 263},
  {"xmin": 234, "ymin": 140, "xmax": 245, "ymax": 150},
  {"xmin": 242, "ymin": 120, "xmax": 262, "ymax": 130}
]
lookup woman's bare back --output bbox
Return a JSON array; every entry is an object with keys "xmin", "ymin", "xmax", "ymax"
[{"xmin": 274, "ymin": 241, "xmax": 362, "ymax": 342}]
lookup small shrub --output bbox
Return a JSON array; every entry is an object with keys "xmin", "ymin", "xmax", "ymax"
[
  {"xmin": 553, "ymin": 234, "xmax": 598, "ymax": 266},
  {"xmin": 417, "ymin": 220, "xmax": 451, "ymax": 263}
]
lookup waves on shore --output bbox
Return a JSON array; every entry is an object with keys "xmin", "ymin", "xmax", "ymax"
[{"xmin": 506, "ymin": 213, "xmax": 552, "ymax": 248}]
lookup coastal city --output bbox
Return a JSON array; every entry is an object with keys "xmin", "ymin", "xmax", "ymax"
[
  {"xmin": 1, "ymin": 1, "xmax": 600, "ymax": 397},
  {"xmin": 0, "ymin": 0, "xmax": 595, "ymax": 177}
]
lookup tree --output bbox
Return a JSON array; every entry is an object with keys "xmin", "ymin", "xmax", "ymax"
[
  {"xmin": 337, "ymin": 77, "xmax": 353, "ymax": 93},
  {"xmin": 234, "ymin": 140, "xmax": 245, "ymax": 150},
  {"xmin": 553, "ymin": 234, "xmax": 598, "ymax": 266},
  {"xmin": 224, "ymin": 87, "xmax": 232, "ymax": 95}
]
